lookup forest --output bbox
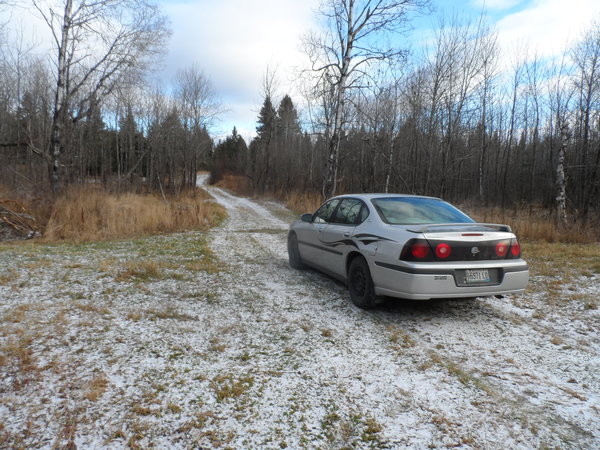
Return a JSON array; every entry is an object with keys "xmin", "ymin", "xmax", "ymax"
[{"xmin": 1, "ymin": 0, "xmax": 599, "ymax": 237}]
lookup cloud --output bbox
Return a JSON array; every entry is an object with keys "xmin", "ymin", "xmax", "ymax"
[
  {"xmin": 471, "ymin": 0, "xmax": 523, "ymax": 10},
  {"xmin": 495, "ymin": 0, "xmax": 600, "ymax": 61},
  {"xmin": 161, "ymin": 0, "xmax": 320, "ymax": 139}
]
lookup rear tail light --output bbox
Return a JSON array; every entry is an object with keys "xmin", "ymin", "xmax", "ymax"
[
  {"xmin": 411, "ymin": 242, "xmax": 430, "ymax": 259},
  {"xmin": 401, "ymin": 238, "xmax": 521, "ymax": 261},
  {"xmin": 510, "ymin": 239, "xmax": 521, "ymax": 258},
  {"xmin": 435, "ymin": 243, "xmax": 451, "ymax": 259},
  {"xmin": 401, "ymin": 239, "xmax": 433, "ymax": 261},
  {"xmin": 495, "ymin": 241, "xmax": 509, "ymax": 258}
]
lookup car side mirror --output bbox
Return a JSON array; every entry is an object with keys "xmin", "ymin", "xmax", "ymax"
[{"xmin": 301, "ymin": 213, "xmax": 313, "ymax": 223}]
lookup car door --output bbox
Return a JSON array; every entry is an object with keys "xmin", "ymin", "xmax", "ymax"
[
  {"xmin": 296, "ymin": 198, "xmax": 340, "ymax": 267},
  {"xmin": 319, "ymin": 198, "xmax": 364, "ymax": 278}
]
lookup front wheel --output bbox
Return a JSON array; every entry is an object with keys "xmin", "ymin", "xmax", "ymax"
[
  {"xmin": 348, "ymin": 257, "xmax": 377, "ymax": 309},
  {"xmin": 288, "ymin": 233, "xmax": 306, "ymax": 270}
]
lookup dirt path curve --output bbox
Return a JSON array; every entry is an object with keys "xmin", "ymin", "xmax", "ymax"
[{"xmin": 199, "ymin": 177, "xmax": 600, "ymax": 449}]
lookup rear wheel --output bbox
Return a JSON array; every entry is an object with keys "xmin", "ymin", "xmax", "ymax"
[
  {"xmin": 288, "ymin": 233, "xmax": 306, "ymax": 270},
  {"xmin": 348, "ymin": 257, "xmax": 377, "ymax": 308}
]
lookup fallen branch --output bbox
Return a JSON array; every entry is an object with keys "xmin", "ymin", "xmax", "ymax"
[{"xmin": 0, "ymin": 203, "xmax": 40, "ymax": 237}]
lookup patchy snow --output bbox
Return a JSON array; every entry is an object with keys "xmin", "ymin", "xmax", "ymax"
[{"xmin": 1, "ymin": 180, "xmax": 599, "ymax": 448}]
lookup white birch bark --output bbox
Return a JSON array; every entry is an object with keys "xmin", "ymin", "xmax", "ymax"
[{"xmin": 556, "ymin": 120, "xmax": 570, "ymax": 226}]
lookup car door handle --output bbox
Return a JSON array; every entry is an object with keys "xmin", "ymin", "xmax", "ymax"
[{"xmin": 343, "ymin": 232, "xmax": 351, "ymax": 238}]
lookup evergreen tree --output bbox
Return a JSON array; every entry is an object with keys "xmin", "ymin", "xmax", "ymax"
[
  {"xmin": 214, "ymin": 127, "xmax": 248, "ymax": 173},
  {"xmin": 252, "ymin": 95, "xmax": 277, "ymax": 191},
  {"xmin": 276, "ymin": 95, "xmax": 301, "ymax": 142}
]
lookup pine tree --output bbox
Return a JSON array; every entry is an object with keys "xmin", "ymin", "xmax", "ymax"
[
  {"xmin": 248, "ymin": 96, "xmax": 276, "ymax": 191},
  {"xmin": 276, "ymin": 95, "xmax": 301, "ymax": 142}
]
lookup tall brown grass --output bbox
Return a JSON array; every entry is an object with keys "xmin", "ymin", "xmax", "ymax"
[
  {"xmin": 42, "ymin": 186, "xmax": 226, "ymax": 242},
  {"xmin": 282, "ymin": 190, "xmax": 324, "ymax": 214},
  {"xmin": 465, "ymin": 206, "xmax": 600, "ymax": 243},
  {"xmin": 214, "ymin": 174, "xmax": 253, "ymax": 196}
]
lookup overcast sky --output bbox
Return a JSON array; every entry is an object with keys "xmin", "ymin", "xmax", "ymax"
[{"xmin": 4, "ymin": 0, "xmax": 600, "ymax": 142}]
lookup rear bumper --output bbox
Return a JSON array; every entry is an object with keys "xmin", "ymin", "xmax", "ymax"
[{"xmin": 371, "ymin": 259, "xmax": 529, "ymax": 300}]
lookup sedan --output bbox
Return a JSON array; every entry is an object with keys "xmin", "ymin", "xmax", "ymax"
[{"xmin": 287, "ymin": 194, "xmax": 528, "ymax": 308}]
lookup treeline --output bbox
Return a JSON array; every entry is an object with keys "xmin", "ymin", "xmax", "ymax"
[
  {"xmin": 0, "ymin": 62, "xmax": 215, "ymax": 193},
  {"xmin": 218, "ymin": 13, "xmax": 600, "ymax": 223},
  {"xmin": 1, "ymin": 0, "xmax": 218, "ymax": 195},
  {"xmin": 1, "ymin": 1, "xmax": 599, "ymax": 224}
]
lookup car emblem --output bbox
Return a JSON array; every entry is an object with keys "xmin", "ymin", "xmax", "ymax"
[{"xmin": 471, "ymin": 246, "xmax": 480, "ymax": 255}]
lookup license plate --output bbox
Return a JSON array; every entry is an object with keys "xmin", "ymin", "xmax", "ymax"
[{"xmin": 465, "ymin": 269, "xmax": 490, "ymax": 283}]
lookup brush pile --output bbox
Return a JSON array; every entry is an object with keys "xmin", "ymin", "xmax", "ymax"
[{"xmin": 0, "ymin": 199, "xmax": 40, "ymax": 241}]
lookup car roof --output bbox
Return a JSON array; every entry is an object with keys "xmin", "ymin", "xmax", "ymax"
[{"xmin": 330, "ymin": 193, "xmax": 441, "ymax": 201}]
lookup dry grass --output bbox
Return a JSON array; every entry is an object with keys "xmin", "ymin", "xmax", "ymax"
[
  {"xmin": 41, "ymin": 185, "xmax": 226, "ymax": 242},
  {"xmin": 523, "ymin": 241, "xmax": 600, "ymax": 278},
  {"xmin": 214, "ymin": 174, "xmax": 253, "ymax": 196},
  {"xmin": 85, "ymin": 375, "xmax": 109, "ymax": 402},
  {"xmin": 467, "ymin": 206, "xmax": 600, "ymax": 243},
  {"xmin": 211, "ymin": 373, "xmax": 254, "ymax": 402},
  {"xmin": 115, "ymin": 260, "xmax": 162, "ymax": 282},
  {"xmin": 283, "ymin": 190, "xmax": 323, "ymax": 214},
  {"xmin": 521, "ymin": 240, "xmax": 599, "ymax": 308},
  {"xmin": 0, "ymin": 268, "xmax": 18, "ymax": 286},
  {"xmin": 213, "ymin": 174, "xmax": 324, "ymax": 215}
]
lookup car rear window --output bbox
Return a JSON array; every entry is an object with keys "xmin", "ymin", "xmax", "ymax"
[{"xmin": 371, "ymin": 197, "xmax": 474, "ymax": 225}]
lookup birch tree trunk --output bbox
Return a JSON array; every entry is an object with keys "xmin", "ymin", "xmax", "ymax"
[
  {"xmin": 556, "ymin": 120, "xmax": 570, "ymax": 227},
  {"xmin": 48, "ymin": 0, "xmax": 73, "ymax": 193},
  {"xmin": 32, "ymin": 0, "xmax": 169, "ymax": 192},
  {"xmin": 304, "ymin": 0, "xmax": 430, "ymax": 199}
]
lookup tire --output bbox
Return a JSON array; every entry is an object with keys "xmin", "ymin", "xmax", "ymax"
[
  {"xmin": 288, "ymin": 233, "xmax": 306, "ymax": 270},
  {"xmin": 348, "ymin": 257, "xmax": 377, "ymax": 308}
]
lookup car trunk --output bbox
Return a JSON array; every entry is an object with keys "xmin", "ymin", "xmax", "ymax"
[{"xmin": 415, "ymin": 224, "xmax": 519, "ymax": 263}]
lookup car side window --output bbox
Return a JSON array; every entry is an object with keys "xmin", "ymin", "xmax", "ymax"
[
  {"xmin": 332, "ymin": 199, "xmax": 364, "ymax": 225},
  {"xmin": 358, "ymin": 204, "xmax": 370, "ymax": 224},
  {"xmin": 313, "ymin": 199, "xmax": 340, "ymax": 223}
]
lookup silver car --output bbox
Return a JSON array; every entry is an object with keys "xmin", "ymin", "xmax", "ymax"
[{"xmin": 287, "ymin": 194, "xmax": 529, "ymax": 308}]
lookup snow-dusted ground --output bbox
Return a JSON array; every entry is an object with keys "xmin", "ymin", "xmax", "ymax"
[{"xmin": 1, "ymin": 178, "xmax": 599, "ymax": 448}]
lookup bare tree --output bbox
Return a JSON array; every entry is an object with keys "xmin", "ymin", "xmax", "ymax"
[
  {"xmin": 547, "ymin": 52, "xmax": 574, "ymax": 226},
  {"xmin": 30, "ymin": 0, "xmax": 169, "ymax": 191},
  {"xmin": 303, "ymin": 0, "xmax": 429, "ymax": 197},
  {"xmin": 175, "ymin": 65, "xmax": 221, "ymax": 183},
  {"xmin": 571, "ymin": 20, "xmax": 600, "ymax": 218},
  {"xmin": 556, "ymin": 120, "xmax": 571, "ymax": 226}
]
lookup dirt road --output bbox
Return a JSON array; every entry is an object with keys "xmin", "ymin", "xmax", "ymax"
[{"xmin": 201, "ymin": 179, "xmax": 600, "ymax": 448}]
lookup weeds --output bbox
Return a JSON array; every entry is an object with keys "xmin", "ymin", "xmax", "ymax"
[
  {"xmin": 167, "ymin": 403, "xmax": 182, "ymax": 414},
  {"xmin": 321, "ymin": 328, "xmax": 333, "ymax": 338},
  {"xmin": 214, "ymin": 174, "xmax": 253, "ymax": 196},
  {"xmin": 85, "ymin": 375, "xmax": 109, "ymax": 402},
  {"xmin": 468, "ymin": 206, "xmax": 600, "ymax": 243},
  {"xmin": 42, "ymin": 186, "xmax": 226, "ymax": 242},
  {"xmin": 0, "ymin": 268, "xmax": 18, "ymax": 285},
  {"xmin": 428, "ymin": 351, "xmax": 494, "ymax": 396},
  {"xmin": 361, "ymin": 417, "xmax": 383, "ymax": 442},
  {"xmin": 145, "ymin": 307, "xmax": 196, "ymax": 322},
  {"xmin": 115, "ymin": 260, "xmax": 162, "ymax": 282},
  {"xmin": 388, "ymin": 327, "xmax": 416, "ymax": 348},
  {"xmin": 211, "ymin": 373, "xmax": 254, "ymax": 402}
]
